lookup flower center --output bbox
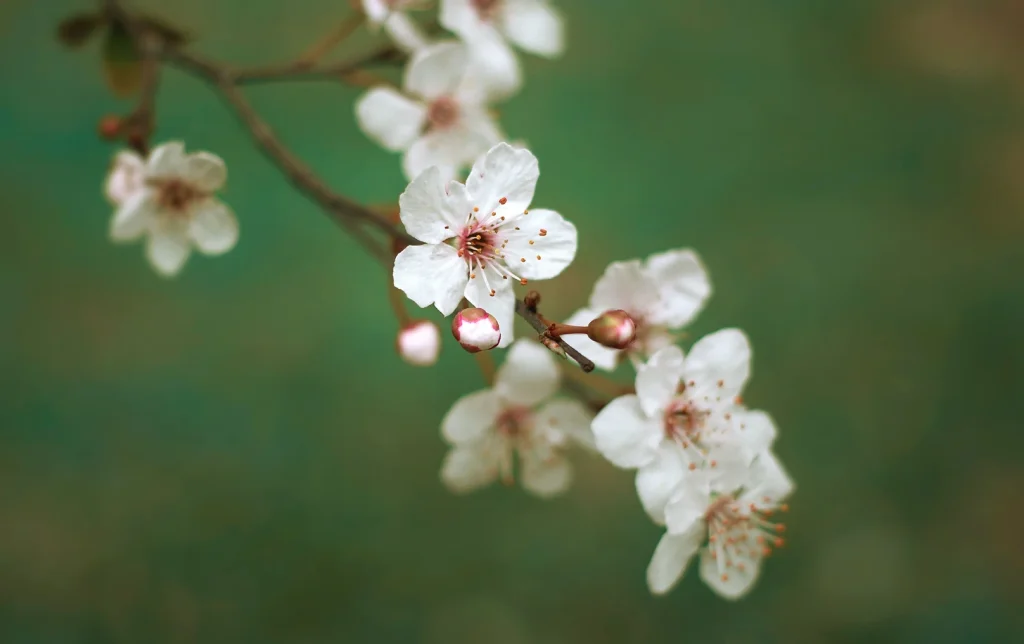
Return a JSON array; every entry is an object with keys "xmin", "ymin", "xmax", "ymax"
[
  {"xmin": 427, "ymin": 97, "xmax": 460, "ymax": 130},
  {"xmin": 455, "ymin": 204, "xmax": 528, "ymax": 296},
  {"xmin": 664, "ymin": 399, "xmax": 708, "ymax": 445},
  {"xmin": 704, "ymin": 494, "xmax": 789, "ymax": 581},
  {"xmin": 496, "ymin": 405, "xmax": 532, "ymax": 439},
  {"xmin": 151, "ymin": 178, "xmax": 202, "ymax": 215},
  {"xmin": 471, "ymin": 0, "xmax": 502, "ymax": 20}
]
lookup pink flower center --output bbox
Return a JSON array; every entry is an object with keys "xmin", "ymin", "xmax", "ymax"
[
  {"xmin": 703, "ymin": 494, "xmax": 789, "ymax": 582},
  {"xmin": 428, "ymin": 97, "xmax": 460, "ymax": 130},
  {"xmin": 664, "ymin": 399, "xmax": 708, "ymax": 444},
  {"xmin": 151, "ymin": 178, "xmax": 203, "ymax": 215},
  {"xmin": 455, "ymin": 204, "xmax": 529, "ymax": 296},
  {"xmin": 496, "ymin": 406, "xmax": 532, "ymax": 438},
  {"xmin": 471, "ymin": 0, "xmax": 502, "ymax": 20}
]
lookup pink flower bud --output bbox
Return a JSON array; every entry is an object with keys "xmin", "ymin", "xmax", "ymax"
[
  {"xmin": 451, "ymin": 307, "xmax": 501, "ymax": 353},
  {"xmin": 587, "ymin": 309, "xmax": 637, "ymax": 349},
  {"xmin": 396, "ymin": 320, "xmax": 441, "ymax": 366}
]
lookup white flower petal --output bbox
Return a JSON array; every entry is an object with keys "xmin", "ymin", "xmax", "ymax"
[
  {"xmin": 439, "ymin": 0, "xmax": 486, "ymax": 37},
  {"xmin": 362, "ymin": 0, "xmax": 392, "ymax": 26},
  {"xmin": 591, "ymin": 395, "xmax": 663, "ymax": 469},
  {"xmin": 188, "ymin": 199, "xmax": 238, "ymax": 255},
  {"xmin": 644, "ymin": 249, "xmax": 712, "ymax": 328},
  {"xmin": 110, "ymin": 191, "xmax": 156, "ymax": 242},
  {"xmin": 466, "ymin": 142, "xmax": 539, "ymax": 216},
  {"xmin": 636, "ymin": 445, "xmax": 688, "ymax": 525},
  {"xmin": 741, "ymin": 450, "xmax": 795, "ymax": 508},
  {"xmin": 405, "ymin": 41, "xmax": 468, "ymax": 100},
  {"xmin": 145, "ymin": 141, "xmax": 187, "ymax": 179},
  {"xmin": 441, "ymin": 443, "xmax": 500, "ymax": 494},
  {"xmin": 105, "ymin": 150, "xmax": 145, "ymax": 206},
  {"xmin": 464, "ymin": 266, "xmax": 516, "ymax": 347},
  {"xmin": 560, "ymin": 308, "xmax": 621, "ymax": 371},
  {"xmin": 398, "ymin": 166, "xmax": 464, "ymax": 243},
  {"xmin": 402, "ymin": 120, "xmax": 498, "ymax": 183},
  {"xmin": 683, "ymin": 328, "xmax": 752, "ymax": 402},
  {"xmin": 442, "ymin": 389, "xmax": 502, "ymax": 444},
  {"xmin": 520, "ymin": 452, "xmax": 572, "ymax": 498},
  {"xmin": 734, "ymin": 409, "xmax": 778, "ymax": 459},
  {"xmin": 494, "ymin": 339, "xmax": 559, "ymax": 407},
  {"xmin": 535, "ymin": 398, "xmax": 595, "ymax": 451},
  {"xmin": 646, "ymin": 524, "xmax": 705, "ymax": 596},
  {"xmin": 182, "ymin": 151, "xmax": 227, "ymax": 193},
  {"xmin": 700, "ymin": 543, "xmax": 761, "ymax": 600},
  {"xmin": 356, "ymin": 87, "xmax": 428, "ymax": 152},
  {"xmin": 393, "ymin": 243, "xmax": 467, "ymax": 313},
  {"xmin": 464, "ymin": 35, "xmax": 522, "ymax": 101},
  {"xmin": 663, "ymin": 473, "xmax": 712, "ymax": 534},
  {"xmin": 501, "ymin": 209, "xmax": 577, "ymax": 280},
  {"xmin": 636, "ymin": 345, "xmax": 685, "ymax": 417},
  {"xmin": 145, "ymin": 228, "xmax": 191, "ymax": 277},
  {"xmin": 383, "ymin": 12, "xmax": 430, "ymax": 52},
  {"xmin": 502, "ymin": 0, "xmax": 564, "ymax": 57},
  {"xmin": 589, "ymin": 260, "xmax": 660, "ymax": 318}
]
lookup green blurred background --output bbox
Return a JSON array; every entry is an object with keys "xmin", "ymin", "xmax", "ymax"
[{"xmin": 2, "ymin": 0, "xmax": 1023, "ymax": 641}]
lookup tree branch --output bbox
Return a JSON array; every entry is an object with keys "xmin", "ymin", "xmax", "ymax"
[{"xmin": 516, "ymin": 299, "xmax": 595, "ymax": 372}]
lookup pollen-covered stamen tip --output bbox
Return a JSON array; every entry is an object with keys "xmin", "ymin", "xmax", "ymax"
[{"xmin": 706, "ymin": 495, "xmax": 791, "ymax": 568}]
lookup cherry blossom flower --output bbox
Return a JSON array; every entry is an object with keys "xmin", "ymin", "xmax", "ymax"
[
  {"xmin": 563, "ymin": 250, "xmax": 712, "ymax": 371},
  {"xmin": 591, "ymin": 333, "xmax": 777, "ymax": 524},
  {"xmin": 397, "ymin": 319, "xmax": 442, "ymax": 366},
  {"xmin": 440, "ymin": 0, "xmax": 564, "ymax": 100},
  {"xmin": 104, "ymin": 150, "xmax": 144, "ymax": 205},
  {"xmin": 392, "ymin": 142, "xmax": 578, "ymax": 347},
  {"xmin": 647, "ymin": 451, "xmax": 793, "ymax": 599},
  {"xmin": 108, "ymin": 141, "xmax": 238, "ymax": 278},
  {"xmin": 356, "ymin": 41, "xmax": 503, "ymax": 182},
  {"xmin": 361, "ymin": 0, "xmax": 430, "ymax": 53},
  {"xmin": 440, "ymin": 340, "xmax": 594, "ymax": 496}
]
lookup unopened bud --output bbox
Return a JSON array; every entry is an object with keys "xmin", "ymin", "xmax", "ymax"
[
  {"xmin": 587, "ymin": 309, "xmax": 637, "ymax": 349},
  {"xmin": 97, "ymin": 114, "xmax": 123, "ymax": 140},
  {"xmin": 396, "ymin": 320, "xmax": 441, "ymax": 367},
  {"xmin": 451, "ymin": 307, "xmax": 500, "ymax": 353}
]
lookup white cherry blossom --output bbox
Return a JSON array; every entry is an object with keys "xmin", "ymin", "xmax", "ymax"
[
  {"xmin": 108, "ymin": 141, "xmax": 238, "ymax": 278},
  {"xmin": 440, "ymin": 340, "xmax": 595, "ymax": 496},
  {"xmin": 591, "ymin": 332, "xmax": 777, "ymax": 524},
  {"xmin": 356, "ymin": 41, "xmax": 503, "ymax": 182},
  {"xmin": 647, "ymin": 451, "xmax": 793, "ymax": 599},
  {"xmin": 393, "ymin": 142, "xmax": 577, "ymax": 347},
  {"xmin": 564, "ymin": 249, "xmax": 712, "ymax": 371}
]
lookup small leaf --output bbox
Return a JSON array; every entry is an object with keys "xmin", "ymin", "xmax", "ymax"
[
  {"xmin": 102, "ymin": 18, "xmax": 142, "ymax": 98},
  {"xmin": 57, "ymin": 13, "xmax": 105, "ymax": 49}
]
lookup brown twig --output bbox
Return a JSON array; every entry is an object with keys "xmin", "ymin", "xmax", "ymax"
[{"xmin": 516, "ymin": 299, "xmax": 595, "ymax": 372}]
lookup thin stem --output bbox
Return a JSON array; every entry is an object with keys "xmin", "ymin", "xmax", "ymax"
[
  {"xmin": 562, "ymin": 364, "xmax": 633, "ymax": 399},
  {"xmin": 231, "ymin": 44, "xmax": 402, "ymax": 85},
  {"xmin": 296, "ymin": 12, "xmax": 366, "ymax": 67},
  {"xmin": 387, "ymin": 283, "xmax": 412, "ymax": 326},
  {"xmin": 474, "ymin": 352, "xmax": 496, "ymax": 386},
  {"xmin": 546, "ymin": 323, "xmax": 590, "ymax": 338},
  {"xmin": 516, "ymin": 299, "xmax": 595, "ymax": 372}
]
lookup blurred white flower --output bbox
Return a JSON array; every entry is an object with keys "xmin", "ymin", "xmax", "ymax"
[
  {"xmin": 441, "ymin": 0, "xmax": 564, "ymax": 99},
  {"xmin": 440, "ymin": 340, "xmax": 594, "ymax": 497},
  {"xmin": 563, "ymin": 249, "xmax": 712, "ymax": 371},
  {"xmin": 361, "ymin": 0, "xmax": 430, "ymax": 52},
  {"xmin": 393, "ymin": 142, "xmax": 577, "ymax": 347},
  {"xmin": 647, "ymin": 451, "xmax": 793, "ymax": 599},
  {"xmin": 107, "ymin": 141, "xmax": 238, "ymax": 278},
  {"xmin": 397, "ymin": 319, "xmax": 442, "ymax": 366},
  {"xmin": 104, "ymin": 150, "xmax": 145, "ymax": 206},
  {"xmin": 356, "ymin": 41, "xmax": 503, "ymax": 181},
  {"xmin": 591, "ymin": 333, "xmax": 777, "ymax": 524}
]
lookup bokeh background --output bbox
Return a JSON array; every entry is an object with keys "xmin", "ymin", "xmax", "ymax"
[{"xmin": 2, "ymin": 0, "xmax": 1023, "ymax": 641}]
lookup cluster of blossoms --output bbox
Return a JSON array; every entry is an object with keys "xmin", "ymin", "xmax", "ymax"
[{"xmin": 95, "ymin": 0, "xmax": 793, "ymax": 601}]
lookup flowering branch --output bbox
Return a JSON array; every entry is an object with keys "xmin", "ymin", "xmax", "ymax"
[{"xmin": 514, "ymin": 298, "xmax": 595, "ymax": 372}]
